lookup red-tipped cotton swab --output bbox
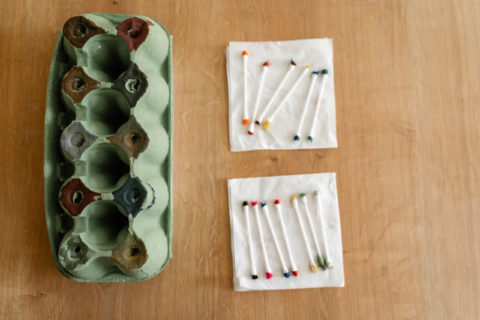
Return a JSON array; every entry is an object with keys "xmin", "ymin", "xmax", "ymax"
[
  {"xmin": 261, "ymin": 202, "xmax": 290, "ymax": 278},
  {"xmin": 294, "ymin": 71, "xmax": 319, "ymax": 141},
  {"xmin": 243, "ymin": 201, "xmax": 258, "ymax": 279},
  {"xmin": 248, "ymin": 61, "xmax": 269, "ymax": 135},
  {"xmin": 307, "ymin": 69, "xmax": 328, "ymax": 142},
  {"xmin": 291, "ymin": 195, "xmax": 317, "ymax": 273},
  {"xmin": 263, "ymin": 65, "xmax": 311, "ymax": 130},
  {"xmin": 242, "ymin": 50, "xmax": 249, "ymax": 125},
  {"xmin": 274, "ymin": 199, "xmax": 298, "ymax": 276},
  {"xmin": 252, "ymin": 201, "xmax": 273, "ymax": 279},
  {"xmin": 256, "ymin": 60, "xmax": 297, "ymax": 125}
]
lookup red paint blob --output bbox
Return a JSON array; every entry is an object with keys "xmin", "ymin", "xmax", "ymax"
[
  {"xmin": 247, "ymin": 131, "xmax": 254, "ymax": 135},
  {"xmin": 251, "ymin": 201, "xmax": 258, "ymax": 206},
  {"xmin": 263, "ymin": 61, "xmax": 269, "ymax": 67},
  {"xmin": 266, "ymin": 272, "xmax": 273, "ymax": 279},
  {"xmin": 274, "ymin": 199, "xmax": 280, "ymax": 204},
  {"xmin": 292, "ymin": 270, "xmax": 298, "ymax": 277},
  {"xmin": 116, "ymin": 17, "xmax": 149, "ymax": 51}
]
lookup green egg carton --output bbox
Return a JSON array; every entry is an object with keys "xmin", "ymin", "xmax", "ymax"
[{"xmin": 44, "ymin": 13, "xmax": 173, "ymax": 282}]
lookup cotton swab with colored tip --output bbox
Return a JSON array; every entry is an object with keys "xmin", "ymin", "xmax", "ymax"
[
  {"xmin": 264, "ymin": 65, "xmax": 311, "ymax": 130},
  {"xmin": 261, "ymin": 202, "xmax": 290, "ymax": 278},
  {"xmin": 307, "ymin": 69, "xmax": 328, "ymax": 142},
  {"xmin": 242, "ymin": 50, "xmax": 249, "ymax": 125},
  {"xmin": 294, "ymin": 71, "xmax": 319, "ymax": 141},
  {"xmin": 314, "ymin": 191, "xmax": 333, "ymax": 269},
  {"xmin": 291, "ymin": 195, "xmax": 317, "ymax": 273},
  {"xmin": 243, "ymin": 201, "xmax": 258, "ymax": 279},
  {"xmin": 256, "ymin": 60, "xmax": 297, "ymax": 125},
  {"xmin": 274, "ymin": 199, "xmax": 298, "ymax": 276},
  {"xmin": 299, "ymin": 193, "xmax": 326, "ymax": 269},
  {"xmin": 252, "ymin": 201, "xmax": 273, "ymax": 279},
  {"xmin": 248, "ymin": 61, "xmax": 269, "ymax": 135}
]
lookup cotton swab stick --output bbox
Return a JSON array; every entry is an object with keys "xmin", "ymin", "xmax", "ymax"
[
  {"xmin": 307, "ymin": 69, "xmax": 328, "ymax": 142},
  {"xmin": 264, "ymin": 65, "xmax": 311, "ymax": 130},
  {"xmin": 247, "ymin": 61, "xmax": 269, "ymax": 135},
  {"xmin": 291, "ymin": 195, "xmax": 317, "ymax": 273},
  {"xmin": 314, "ymin": 191, "xmax": 333, "ymax": 269},
  {"xmin": 256, "ymin": 60, "xmax": 297, "ymax": 125},
  {"xmin": 261, "ymin": 202, "xmax": 290, "ymax": 278},
  {"xmin": 243, "ymin": 201, "xmax": 258, "ymax": 279},
  {"xmin": 294, "ymin": 71, "xmax": 319, "ymax": 141},
  {"xmin": 242, "ymin": 50, "xmax": 249, "ymax": 125},
  {"xmin": 252, "ymin": 201, "xmax": 273, "ymax": 279},
  {"xmin": 299, "ymin": 193, "xmax": 326, "ymax": 270},
  {"xmin": 274, "ymin": 199, "xmax": 298, "ymax": 276}
]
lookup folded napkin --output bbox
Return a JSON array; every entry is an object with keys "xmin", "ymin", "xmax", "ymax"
[
  {"xmin": 226, "ymin": 39, "xmax": 337, "ymax": 151},
  {"xmin": 228, "ymin": 173, "xmax": 344, "ymax": 291}
]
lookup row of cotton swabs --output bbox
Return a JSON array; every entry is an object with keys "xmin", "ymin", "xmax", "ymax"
[{"xmin": 241, "ymin": 51, "xmax": 329, "ymax": 141}]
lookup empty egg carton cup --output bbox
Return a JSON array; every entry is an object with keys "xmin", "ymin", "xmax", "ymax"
[{"xmin": 44, "ymin": 13, "xmax": 173, "ymax": 282}]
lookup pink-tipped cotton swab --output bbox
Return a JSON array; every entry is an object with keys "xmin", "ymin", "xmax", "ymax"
[{"xmin": 274, "ymin": 199, "xmax": 298, "ymax": 276}]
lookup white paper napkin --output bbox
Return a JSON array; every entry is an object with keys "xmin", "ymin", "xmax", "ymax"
[
  {"xmin": 226, "ymin": 39, "xmax": 337, "ymax": 152},
  {"xmin": 228, "ymin": 173, "xmax": 344, "ymax": 291}
]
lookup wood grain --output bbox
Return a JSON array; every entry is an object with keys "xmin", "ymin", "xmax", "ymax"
[{"xmin": 1, "ymin": 0, "xmax": 479, "ymax": 319}]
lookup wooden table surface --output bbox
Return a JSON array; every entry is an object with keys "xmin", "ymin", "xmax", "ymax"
[{"xmin": 1, "ymin": 0, "xmax": 479, "ymax": 319}]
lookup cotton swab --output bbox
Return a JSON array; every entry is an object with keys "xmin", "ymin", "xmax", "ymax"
[
  {"xmin": 261, "ymin": 202, "xmax": 290, "ymax": 278},
  {"xmin": 314, "ymin": 191, "xmax": 333, "ymax": 269},
  {"xmin": 252, "ymin": 201, "xmax": 273, "ymax": 279},
  {"xmin": 294, "ymin": 71, "xmax": 319, "ymax": 141},
  {"xmin": 243, "ymin": 201, "xmax": 258, "ymax": 279},
  {"xmin": 256, "ymin": 60, "xmax": 297, "ymax": 125},
  {"xmin": 291, "ymin": 195, "xmax": 317, "ymax": 273},
  {"xmin": 247, "ymin": 61, "xmax": 269, "ymax": 135},
  {"xmin": 274, "ymin": 199, "xmax": 298, "ymax": 276},
  {"xmin": 264, "ymin": 65, "xmax": 311, "ymax": 130},
  {"xmin": 307, "ymin": 69, "xmax": 328, "ymax": 142},
  {"xmin": 299, "ymin": 193, "xmax": 326, "ymax": 270},
  {"xmin": 242, "ymin": 50, "xmax": 249, "ymax": 125}
]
